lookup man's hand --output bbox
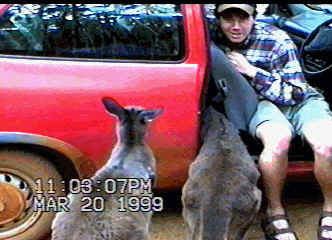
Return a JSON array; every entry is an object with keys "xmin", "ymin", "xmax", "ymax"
[{"xmin": 227, "ymin": 51, "xmax": 259, "ymax": 78}]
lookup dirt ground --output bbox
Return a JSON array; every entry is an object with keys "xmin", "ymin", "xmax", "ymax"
[
  {"xmin": 43, "ymin": 180, "xmax": 322, "ymax": 240},
  {"xmin": 151, "ymin": 180, "xmax": 323, "ymax": 240}
]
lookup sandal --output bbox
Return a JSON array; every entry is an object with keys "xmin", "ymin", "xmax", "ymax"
[
  {"xmin": 261, "ymin": 214, "xmax": 298, "ymax": 240},
  {"xmin": 318, "ymin": 211, "xmax": 332, "ymax": 240}
]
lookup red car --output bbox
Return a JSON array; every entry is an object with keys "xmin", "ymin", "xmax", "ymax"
[{"xmin": 0, "ymin": 3, "xmax": 330, "ymax": 240}]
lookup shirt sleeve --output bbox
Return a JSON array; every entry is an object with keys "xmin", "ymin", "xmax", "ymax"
[{"xmin": 250, "ymin": 39, "xmax": 308, "ymax": 106}]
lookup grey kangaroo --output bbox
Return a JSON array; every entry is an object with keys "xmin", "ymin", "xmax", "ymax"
[
  {"xmin": 51, "ymin": 98, "xmax": 163, "ymax": 240},
  {"xmin": 182, "ymin": 106, "xmax": 261, "ymax": 240}
]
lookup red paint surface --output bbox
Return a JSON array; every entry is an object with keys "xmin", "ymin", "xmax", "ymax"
[
  {"xmin": 0, "ymin": 5, "xmax": 208, "ymax": 190},
  {"xmin": 0, "ymin": 4, "xmax": 10, "ymax": 17}
]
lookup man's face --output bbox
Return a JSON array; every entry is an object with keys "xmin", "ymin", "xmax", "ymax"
[{"xmin": 218, "ymin": 9, "xmax": 255, "ymax": 44}]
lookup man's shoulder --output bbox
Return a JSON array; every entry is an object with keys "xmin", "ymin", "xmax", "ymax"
[{"xmin": 253, "ymin": 21, "xmax": 292, "ymax": 43}]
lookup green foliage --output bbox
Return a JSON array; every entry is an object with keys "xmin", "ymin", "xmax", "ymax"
[{"xmin": 0, "ymin": 4, "xmax": 184, "ymax": 60}]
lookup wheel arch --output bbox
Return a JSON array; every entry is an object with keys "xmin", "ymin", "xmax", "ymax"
[{"xmin": 0, "ymin": 132, "xmax": 97, "ymax": 191}]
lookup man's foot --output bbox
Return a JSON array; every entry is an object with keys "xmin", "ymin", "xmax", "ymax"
[
  {"xmin": 261, "ymin": 215, "xmax": 298, "ymax": 240},
  {"xmin": 318, "ymin": 211, "xmax": 332, "ymax": 240}
]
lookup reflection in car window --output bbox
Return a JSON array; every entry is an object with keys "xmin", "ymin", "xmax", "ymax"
[
  {"xmin": 204, "ymin": 5, "xmax": 219, "ymax": 43},
  {"xmin": 307, "ymin": 4, "xmax": 332, "ymax": 11},
  {"xmin": 0, "ymin": 4, "xmax": 184, "ymax": 61}
]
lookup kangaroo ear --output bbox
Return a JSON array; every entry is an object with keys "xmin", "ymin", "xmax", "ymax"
[
  {"xmin": 102, "ymin": 97, "xmax": 126, "ymax": 121},
  {"xmin": 140, "ymin": 109, "xmax": 164, "ymax": 123}
]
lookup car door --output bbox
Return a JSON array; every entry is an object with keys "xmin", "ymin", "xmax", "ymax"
[{"xmin": 0, "ymin": 4, "xmax": 208, "ymax": 190}]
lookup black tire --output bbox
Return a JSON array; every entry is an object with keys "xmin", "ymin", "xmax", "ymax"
[{"xmin": 0, "ymin": 149, "xmax": 64, "ymax": 240}]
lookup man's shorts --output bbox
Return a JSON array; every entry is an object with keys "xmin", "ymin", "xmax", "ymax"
[{"xmin": 249, "ymin": 91, "xmax": 332, "ymax": 138}]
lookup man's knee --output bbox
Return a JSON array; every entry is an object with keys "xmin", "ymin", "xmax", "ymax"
[
  {"xmin": 312, "ymin": 141, "xmax": 332, "ymax": 162},
  {"xmin": 256, "ymin": 121, "xmax": 292, "ymax": 156},
  {"xmin": 303, "ymin": 120, "xmax": 332, "ymax": 161}
]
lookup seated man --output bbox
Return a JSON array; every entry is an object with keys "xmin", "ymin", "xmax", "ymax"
[{"xmin": 212, "ymin": 4, "xmax": 332, "ymax": 240}]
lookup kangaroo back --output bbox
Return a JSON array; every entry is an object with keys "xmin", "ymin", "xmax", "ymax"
[{"xmin": 51, "ymin": 98, "xmax": 163, "ymax": 240}]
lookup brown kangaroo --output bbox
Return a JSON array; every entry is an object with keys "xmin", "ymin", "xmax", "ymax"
[
  {"xmin": 182, "ymin": 106, "xmax": 261, "ymax": 240},
  {"xmin": 51, "ymin": 98, "xmax": 163, "ymax": 240}
]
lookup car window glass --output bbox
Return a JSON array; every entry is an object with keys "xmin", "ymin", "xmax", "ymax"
[
  {"xmin": 204, "ymin": 4, "xmax": 218, "ymax": 42},
  {"xmin": 0, "ymin": 4, "xmax": 184, "ymax": 61}
]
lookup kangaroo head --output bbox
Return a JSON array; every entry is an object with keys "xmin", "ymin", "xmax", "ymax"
[
  {"xmin": 101, "ymin": 97, "xmax": 163, "ymax": 188},
  {"xmin": 102, "ymin": 97, "xmax": 163, "ymax": 143}
]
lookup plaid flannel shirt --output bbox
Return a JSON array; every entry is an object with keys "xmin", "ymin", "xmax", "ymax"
[{"xmin": 224, "ymin": 21, "xmax": 309, "ymax": 106}]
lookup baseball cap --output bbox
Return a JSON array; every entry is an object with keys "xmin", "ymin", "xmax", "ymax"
[{"xmin": 215, "ymin": 4, "xmax": 256, "ymax": 16}]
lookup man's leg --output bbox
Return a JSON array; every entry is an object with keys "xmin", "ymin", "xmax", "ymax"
[
  {"xmin": 257, "ymin": 122, "xmax": 292, "ymax": 217},
  {"xmin": 249, "ymin": 100, "xmax": 296, "ymax": 240},
  {"xmin": 290, "ymin": 94, "xmax": 332, "ymax": 239},
  {"xmin": 257, "ymin": 122, "xmax": 296, "ymax": 240},
  {"xmin": 302, "ymin": 119, "xmax": 332, "ymax": 239}
]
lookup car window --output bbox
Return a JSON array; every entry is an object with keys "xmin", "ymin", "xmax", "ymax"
[
  {"xmin": 204, "ymin": 4, "xmax": 218, "ymax": 42},
  {"xmin": 0, "ymin": 4, "xmax": 184, "ymax": 61},
  {"xmin": 307, "ymin": 4, "xmax": 332, "ymax": 11}
]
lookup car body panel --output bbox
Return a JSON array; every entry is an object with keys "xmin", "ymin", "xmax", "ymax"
[
  {"xmin": 0, "ymin": 4, "xmax": 208, "ymax": 190},
  {"xmin": 0, "ymin": 4, "xmax": 9, "ymax": 16}
]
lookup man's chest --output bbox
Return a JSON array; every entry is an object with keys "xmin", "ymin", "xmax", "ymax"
[{"xmin": 241, "ymin": 48, "xmax": 272, "ymax": 71}]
